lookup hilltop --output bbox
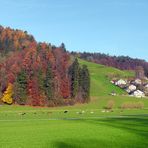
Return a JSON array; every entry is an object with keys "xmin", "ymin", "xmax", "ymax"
[{"xmin": 72, "ymin": 52, "xmax": 148, "ymax": 77}]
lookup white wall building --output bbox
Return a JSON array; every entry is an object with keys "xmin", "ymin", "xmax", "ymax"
[{"xmin": 131, "ymin": 90, "xmax": 145, "ymax": 98}]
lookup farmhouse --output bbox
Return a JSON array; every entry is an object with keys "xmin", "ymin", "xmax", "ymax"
[
  {"xmin": 111, "ymin": 78, "xmax": 148, "ymax": 97},
  {"xmin": 115, "ymin": 79, "xmax": 127, "ymax": 86},
  {"xmin": 126, "ymin": 85, "xmax": 137, "ymax": 93},
  {"xmin": 130, "ymin": 90, "xmax": 145, "ymax": 98},
  {"xmin": 134, "ymin": 79, "xmax": 142, "ymax": 85},
  {"xmin": 145, "ymin": 84, "xmax": 148, "ymax": 88}
]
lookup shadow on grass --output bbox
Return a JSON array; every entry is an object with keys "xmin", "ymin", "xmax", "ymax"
[
  {"xmin": 53, "ymin": 141, "xmax": 76, "ymax": 148},
  {"xmin": 83, "ymin": 116, "xmax": 148, "ymax": 140},
  {"xmin": 53, "ymin": 139, "xmax": 104, "ymax": 148},
  {"xmin": 100, "ymin": 117, "xmax": 148, "ymax": 136},
  {"xmin": 51, "ymin": 116, "xmax": 148, "ymax": 148}
]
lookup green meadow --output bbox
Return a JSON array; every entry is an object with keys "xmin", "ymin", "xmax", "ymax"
[{"xmin": 0, "ymin": 60, "xmax": 148, "ymax": 148}]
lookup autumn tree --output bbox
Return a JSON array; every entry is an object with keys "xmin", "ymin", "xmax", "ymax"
[
  {"xmin": 52, "ymin": 48, "xmax": 70, "ymax": 98},
  {"xmin": 1, "ymin": 83, "xmax": 13, "ymax": 104},
  {"xmin": 28, "ymin": 78, "xmax": 42, "ymax": 106}
]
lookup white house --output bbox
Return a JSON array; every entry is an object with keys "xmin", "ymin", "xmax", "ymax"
[
  {"xmin": 145, "ymin": 84, "xmax": 148, "ymax": 88},
  {"xmin": 126, "ymin": 85, "xmax": 137, "ymax": 93},
  {"xmin": 131, "ymin": 90, "xmax": 145, "ymax": 98},
  {"xmin": 110, "ymin": 80, "xmax": 115, "ymax": 84},
  {"xmin": 115, "ymin": 79, "xmax": 127, "ymax": 86},
  {"xmin": 134, "ymin": 79, "xmax": 142, "ymax": 85}
]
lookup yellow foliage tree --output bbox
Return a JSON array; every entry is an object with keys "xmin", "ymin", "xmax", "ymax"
[{"xmin": 1, "ymin": 83, "xmax": 13, "ymax": 104}]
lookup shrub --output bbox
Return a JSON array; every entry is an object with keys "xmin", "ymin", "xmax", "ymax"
[
  {"xmin": 120, "ymin": 101, "xmax": 144, "ymax": 109},
  {"xmin": 47, "ymin": 100, "xmax": 55, "ymax": 107},
  {"xmin": 105, "ymin": 100, "xmax": 115, "ymax": 110},
  {"xmin": 136, "ymin": 101, "xmax": 144, "ymax": 109}
]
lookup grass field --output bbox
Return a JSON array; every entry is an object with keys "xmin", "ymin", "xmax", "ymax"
[
  {"xmin": 0, "ymin": 60, "xmax": 148, "ymax": 148},
  {"xmin": 0, "ymin": 116, "xmax": 148, "ymax": 148}
]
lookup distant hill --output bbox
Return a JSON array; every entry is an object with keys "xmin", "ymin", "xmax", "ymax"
[{"xmin": 72, "ymin": 52, "xmax": 148, "ymax": 77}]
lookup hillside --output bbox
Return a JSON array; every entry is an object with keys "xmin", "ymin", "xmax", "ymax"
[
  {"xmin": 0, "ymin": 25, "xmax": 144, "ymax": 107},
  {"xmin": 0, "ymin": 26, "xmax": 90, "ymax": 106},
  {"xmin": 79, "ymin": 59, "xmax": 134, "ymax": 96}
]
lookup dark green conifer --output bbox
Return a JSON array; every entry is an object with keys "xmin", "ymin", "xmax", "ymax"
[
  {"xmin": 79, "ymin": 65, "xmax": 90, "ymax": 102},
  {"xmin": 44, "ymin": 63, "xmax": 54, "ymax": 100},
  {"xmin": 69, "ymin": 58, "xmax": 79, "ymax": 98},
  {"xmin": 15, "ymin": 70, "xmax": 27, "ymax": 104}
]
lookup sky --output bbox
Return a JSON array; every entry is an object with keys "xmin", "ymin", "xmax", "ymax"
[{"xmin": 0, "ymin": 0, "xmax": 148, "ymax": 61}]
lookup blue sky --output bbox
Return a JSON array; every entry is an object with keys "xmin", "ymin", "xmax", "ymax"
[{"xmin": 0, "ymin": 0, "xmax": 148, "ymax": 61}]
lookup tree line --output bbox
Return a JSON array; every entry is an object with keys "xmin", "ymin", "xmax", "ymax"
[{"xmin": 71, "ymin": 52, "xmax": 148, "ymax": 77}]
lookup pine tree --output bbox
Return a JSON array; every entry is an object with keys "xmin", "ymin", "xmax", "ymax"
[
  {"xmin": 60, "ymin": 43, "xmax": 66, "ymax": 51},
  {"xmin": 38, "ymin": 69, "xmax": 44, "ymax": 91},
  {"xmin": 37, "ymin": 69, "xmax": 46, "ymax": 106},
  {"xmin": 79, "ymin": 65, "xmax": 90, "ymax": 102},
  {"xmin": 14, "ymin": 70, "xmax": 27, "ymax": 104},
  {"xmin": 44, "ymin": 63, "xmax": 54, "ymax": 100},
  {"xmin": 69, "ymin": 58, "xmax": 79, "ymax": 98}
]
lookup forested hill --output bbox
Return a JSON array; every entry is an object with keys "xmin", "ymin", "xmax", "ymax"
[
  {"xmin": 0, "ymin": 26, "xmax": 90, "ymax": 106},
  {"xmin": 71, "ymin": 52, "xmax": 148, "ymax": 77},
  {"xmin": 0, "ymin": 25, "xmax": 35, "ymax": 54}
]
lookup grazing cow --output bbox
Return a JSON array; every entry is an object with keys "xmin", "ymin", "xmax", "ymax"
[
  {"xmin": 22, "ymin": 113, "xmax": 26, "ymax": 115},
  {"xmin": 64, "ymin": 110, "xmax": 68, "ymax": 113}
]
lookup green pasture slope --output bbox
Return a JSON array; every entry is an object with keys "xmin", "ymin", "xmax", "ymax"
[
  {"xmin": 79, "ymin": 59, "xmax": 134, "ymax": 96},
  {"xmin": 0, "ymin": 59, "xmax": 148, "ymax": 148}
]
